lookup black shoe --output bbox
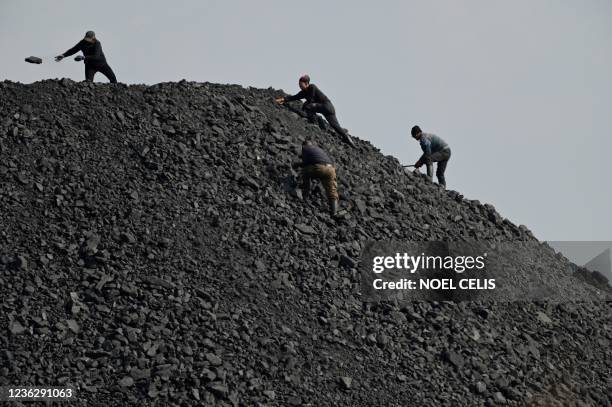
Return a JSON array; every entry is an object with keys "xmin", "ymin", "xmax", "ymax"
[
  {"xmin": 330, "ymin": 200, "xmax": 339, "ymax": 216},
  {"xmin": 342, "ymin": 132, "xmax": 356, "ymax": 148}
]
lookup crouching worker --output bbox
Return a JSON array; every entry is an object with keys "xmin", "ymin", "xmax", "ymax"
[
  {"xmin": 292, "ymin": 140, "xmax": 340, "ymax": 215},
  {"xmin": 276, "ymin": 75, "xmax": 356, "ymax": 148},
  {"xmin": 411, "ymin": 125, "xmax": 451, "ymax": 187}
]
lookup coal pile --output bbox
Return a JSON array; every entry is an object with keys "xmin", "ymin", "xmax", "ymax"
[{"xmin": 0, "ymin": 79, "xmax": 610, "ymax": 406}]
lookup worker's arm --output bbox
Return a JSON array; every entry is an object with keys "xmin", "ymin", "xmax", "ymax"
[
  {"xmin": 415, "ymin": 155, "xmax": 425, "ymax": 168},
  {"xmin": 282, "ymin": 89, "xmax": 306, "ymax": 103},
  {"xmin": 415, "ymin": 139, "xmax": 432, "ymax": 167},
  {"xmin": 56, "ymin": 41, "xmax": 82, "ymax": 61},
  {"xmin": 62, "ymin": 42, "xmax": 83, "ymax": 57}
]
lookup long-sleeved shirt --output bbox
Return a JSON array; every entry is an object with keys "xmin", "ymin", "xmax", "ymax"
[
  {"xmin": 419, "ymin": 133, "xmax": 449, "ymax": 157},
  {"xmin": 63, "ymin": 40, "xmax": 107, "ymax": 65},
  {"xmin": 285, "ymin": 84, "xmax": 331, "ymax": 105},
  {"xmin": 300, "ymin": 145, "xmax": 333, "ymax": 166}
]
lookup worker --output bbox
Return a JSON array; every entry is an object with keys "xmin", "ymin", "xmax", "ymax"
[
  {"xmin": 55, "ymin": 31, "xmax": 117, "ymax": 83},
  {"xmin": 292, "ymin": 140, "xmax": 340, "ymax": 216},
  {"xmin": 411, "ymin": 125, "xmax": 451, "ymax": 187},
  {"xmin": 276, "ymin": 75, "xmax": 356, "ymax": 147}
]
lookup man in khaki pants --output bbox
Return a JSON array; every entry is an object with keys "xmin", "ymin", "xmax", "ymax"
[{"xmin": 293, "ymin": 140, "xmax": 339, "ymax": 215}]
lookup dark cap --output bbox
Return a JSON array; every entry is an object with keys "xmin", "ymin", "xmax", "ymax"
[
  {"xmin": 84, "ymin": 30, "xmax": 96, "ymax": 39},
  {"xmin": 299, "ymin": 74, "xmax": 310, "ymax": 84},
  {"xmin": 411, "ymin": 125, "xmax": 422, "ymax": 136}
]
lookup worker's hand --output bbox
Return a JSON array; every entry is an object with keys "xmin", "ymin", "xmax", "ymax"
[
  {"xmin": 275, "ymin": 97, "xmax": 285, "ymax": 105},
  {"xmin": 74, "ymin": 55, "xmax": 85, "ymax": 62},
  {"xmin": 291, "ymin": 161, "xmax": 301, "ymax": 169},
  {"xmin": 55, "ymin": 55, "xmax": 64, "ymax": 62}
]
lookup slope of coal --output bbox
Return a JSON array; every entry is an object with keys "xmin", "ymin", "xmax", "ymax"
[{"xmin": 0, "ymin": 79, "xmax": 610, "ymax": 406}]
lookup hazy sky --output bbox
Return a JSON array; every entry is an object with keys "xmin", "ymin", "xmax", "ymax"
[{"xmin": 1, "ymin": 0, "xmax": 610, "ymax": 241}]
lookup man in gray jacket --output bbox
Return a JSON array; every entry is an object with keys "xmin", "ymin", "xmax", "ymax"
[{"xmin": 411, "ymin": 125, "xmax": 451, "ymax": 187}]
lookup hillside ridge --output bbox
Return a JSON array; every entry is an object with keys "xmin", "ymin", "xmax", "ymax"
[{"xmin": 0, "ymin": 79, "xmax": 610, "ymax": 406}]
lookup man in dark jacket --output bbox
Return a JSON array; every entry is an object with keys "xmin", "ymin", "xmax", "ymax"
[
  {"xmin": 411, "ymin": 125, "xmax": 451, "ymax": 187},
  {"xmin": 56, "ymin": 31, "xmax": 117, "ymax": 83},
  {"xmin": 293, "ymin": 140, "xmax": 340, "ymax": 215},
  {"xmin": 276, "ymin": 75, "xmax": 355, "ymax": 147}
]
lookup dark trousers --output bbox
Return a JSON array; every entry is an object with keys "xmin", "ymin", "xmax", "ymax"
[
  {"xmin": 426, "ymin": 148, "xmax": 451, "ymax": 187},
  {"xmin": 302, "ymin": 102, "xmax": 346, "ymax": 137},
  {"xmin": 85, "ymin": 63, "xmax": 117, "ymax": 83}
]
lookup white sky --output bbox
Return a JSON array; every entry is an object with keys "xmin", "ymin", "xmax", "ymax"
[{"xmin": 1, "ymin": 0, "xmax": 610, "ymax": 240}]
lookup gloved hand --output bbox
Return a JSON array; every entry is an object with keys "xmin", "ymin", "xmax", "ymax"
[
  {"xmin": 74, "ymin": 55, "xmax": 85, "ymax": 61},
  {"xmin": 291, "ymin": 161, "xmax": 302, "ymax": 169},
  {"xmin": 55, "ymin": 55, "xmax": 64, "ymax": 62}
]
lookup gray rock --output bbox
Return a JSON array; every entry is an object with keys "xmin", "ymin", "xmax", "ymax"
[
  {"xmin": 263, "ymin": 390, "xmax": 276, "ymax": 400},
  {"xmin": 66, "ymin": 319, "xmax": 80, "ymax": 334},
  {"xmin": 120, "ymin": 232, "xmax": 136, "ymax": 244},
  {"xmin": 536, "ymin": 311, "xmax": 553, "ymax": 324},
  {"xmin": 475, "ymin": 381, "xmax": 487, "ymax": 394},
  {"xmin": 206, "ymin": 353, "xmax": 223, "ymax": 366},
  {"xmin": 442, "ymin": 350, "xmax": 464, "ymax": 369},
  {"xmin": 339, "ymin": 376, "xmax": 353, "ymax": 390},
  {"xmin": 493, "ymin": 391, "xmax": 506, "ymax": 404},
  {"xmin": 295, "ymin": 224, "xmax": 316, "ymax": 235},
  {"xmin": 119, "ymin": 376, "xmax": 134, "ymax": 387},
  {"xmin": 207, "ymin": 382, "xmax": 228, "ymax": 397},
  {"xmin": 9, "ymin": 321, "xmax": 26, "ymax": 335}
]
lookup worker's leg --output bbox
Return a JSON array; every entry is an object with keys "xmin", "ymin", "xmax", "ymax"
[
  {"xmin": 436, "ymin": 160, "xmax": 448, "ymax": 187},
  {"xmin": 312, "ymin": 164, "xmax": 339, "ymax": 214},
  {"xmin": 323, "ymin": 112, "xmax": 346, "ymax": 137},
  {"xmin": 303, "ymin": 102, "xmax": 354, "ymax": 145},
  {"xmin": 431, "ymin": 148, "xmax": 451, "ymax": 187},
  {"xmin": 302, "ymin": 102, "xmax": 320, "ymax": 123},
  {"xmin": 85, "ymin": 65, "xmax": 97, "ymax": 82},
  {"xmin": 426, "ymin": 163, "xmax": 434, "ymax": 181},
  {"xmin": 314, "ymin": 102, "xmax": 343, "ymax": 135},
  {"xmin": 303, "ymin": 102, "xmax": 326, "ymax": 114},
  {"xmin": 304, "ymin": 164, "xmax": 339, "ymax": 214},
  {"xmin": 314, "ymin": 164, "xmax": 339, "ymax": 202},
  {"xmin": 301, "ymin": 165, "xmax": 314, "ymax": 197},
  {"xmin": 98, "ymin": 64, "xmax": 118, "ymax": 83},
  {"xmin": 319, "ymin": 103, "xmax": 355, "ymax": 147},
  {"xmin": 324, "ymin": 113, "xmax": 355, "ymax": 147},
  {"xmin": 301, "ymin": 103, "xmax": 329, "ymax": 130}
]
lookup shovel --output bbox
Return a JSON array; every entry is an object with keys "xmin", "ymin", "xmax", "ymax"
[{"xmin": 402, "ymin": 164, "xmax": 421, "ymax": 175}]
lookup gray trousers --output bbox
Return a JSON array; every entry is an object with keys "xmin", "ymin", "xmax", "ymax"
[{"xmin": 426, "ymin": 148, "xmax": 451, "ymax": 187}]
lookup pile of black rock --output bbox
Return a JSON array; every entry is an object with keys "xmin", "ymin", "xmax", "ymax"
[{"xmin": 0, "ymin": 79, "xmax": 610, "ymax": 406}]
